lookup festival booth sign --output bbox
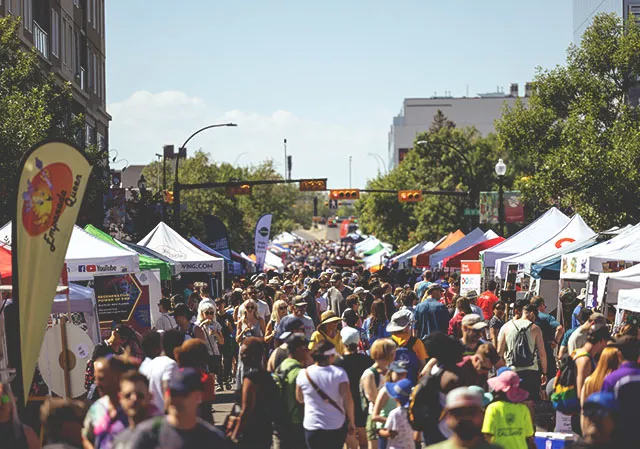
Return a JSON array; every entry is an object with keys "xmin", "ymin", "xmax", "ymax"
[
  {"xmin": 254, "ymin": 214, "xmax": 273, "ymax": 271},
  {"xmin": 93, "ymin": 270, "xmax": 159, "ymax": 339},
  {"xmin": 430, "ymin": 228, "xmax": 491, "ymax": 269},
  {"xmin": 11, "ymin": 141, "xmax": 91, "ymax": 402},
  {"xmin": 559, "ymin": 223, "xmax": 640, "ymax": 281},
  {"xmin": 495, "ymin": 214, "xmax": 595, "ymax": 278},
  {"xmin": 460, "ymin": 261, "xmax": 482, "ymax": 296},
  {"xmin": 413, "ymin": 230, "xmax": 465, "ymax": 268},
  {"xmin": 0, "ymin": 222, "xmax": 140, "ymax": 281},
  {"xmin": 481, "ymin": 207, "xmax": 570, "ymax": 270},
  {"xmin": 138, "ymin": 222, "xmax": 224, "ymax": 274},
  {"xmin": 84, "ymin": 224, "xmax": 172, "ymax": 281},
  {"xmin": 479, "ymin": 191, "xmax": 525, "ymax": 224},
  {"xmin": 442, "ymin": 237, "xmax": 505, "ymax": 269}
]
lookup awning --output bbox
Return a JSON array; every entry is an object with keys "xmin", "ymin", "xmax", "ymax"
[
  {"xmin": 442, "ymin": 237, "xmax": 505, "ymax": 269},
  {"xmin": 413, "ymin": 230, "xmax": 465, "ymax": 267}
]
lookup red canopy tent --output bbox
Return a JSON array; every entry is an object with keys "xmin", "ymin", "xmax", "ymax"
[
  {"xmin": 413, "ymin": 230, "xmax": 465, "ymax": 268},
  {"xmin": 441, "ymin": 237, "xmax": 505, "ymax": 269},
  {"xmin": 0, "ymin": 245, "xmax": 12, "ymax": 284}
]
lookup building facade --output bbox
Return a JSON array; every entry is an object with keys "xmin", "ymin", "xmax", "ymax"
[
  {"xmin": 388, "ymin": 84, "xmax": 528, "ymax": 169},
  {"xmin": 573, "ymin": 0, "xmax": 640, "ymax": 44},
  {"xmin": 0, "ymin": 0, "xmax": 110, "ymax": 151}
]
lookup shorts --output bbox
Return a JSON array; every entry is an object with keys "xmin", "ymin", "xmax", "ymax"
[
  {"xmin": 517, "ymin": 369, "xmax": 541, "ymax": 401},
  {"xmin": 365, "ymin": 414, "xmax": 378, "ymax": 441}
]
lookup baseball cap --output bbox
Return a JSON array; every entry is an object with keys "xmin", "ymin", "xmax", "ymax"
[
  {"xmin": 427, "ymin": 284, "xmax": 444, "ymax": 293},
  {"xmin": 275, "ymin": 316, "xmax": 305, "ymax": 341},
  {"xmin": 330, "ymin": 273, "xmax": 342, "ymax": 282},
  {"xmin": 461, "ymin": 314, "xmax": 487, "ymax": 330},
  {"xmin": 354, "ymin": 287, "xmax": 365, "ymax": 295},
  {"xmin": 445, "ymin": 386, "xmax": 483, "ymax": 410},
  {"xmin": 385, "ymin": 379, "xmax": 413, "ymax": 407},
  {"xmin": 294, "ymin": 296, "xmax": 307, "ymax": 307},
  {"xmin": 340, "ymin": 327, "xmax": 360, "ymax": 346},
  {"xmin": 609, "ymin": 335, "xmax": 639, "ymax": 351},
  {"xmin": 171, "ymin": 303, "xmax": 191, "ymax": 318},
  {"xmin": 168, "ymin": 368, "xmax": 203, "ymax": 394}
]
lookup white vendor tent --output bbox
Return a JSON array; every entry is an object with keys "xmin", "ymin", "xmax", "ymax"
[
  {"xmin": 481, "ymin": 207, "xmax": 570, "ymax": 271},
  {"xmin": 391, "ymin": 241, "xmax": 435, "ymax": 268},
  {"xmin": 272, "ymin": 232, "xmax": 300, "ymax": 246},
  {"xmin": 559, "ymin": 223, "xmax": 640, "ymax": 281},
  {"xmin": 265, "ymin": 250, "xmax": 285, "ymax": 272},
  {"xmin": 52, "ymin": 283, "xmax": 101, "ymax": 343},
  {"xmin": 138, "ymin": 222, "xmax": 224, "ymax": 273},
  {"xmin": 0, "ymin": 222, "xmax": 139, "ymax": 281},
  {"xmin": 430, "ymin": 227, "xmax": 489, "ymax": 269},
  {"xmin": 495, "ymin": 214, "xmax": 595, "ymax": 278},
  {"xmin": 355, "ymin": 236, "xmax": 379, "ymax": 253},
  {"xmin": 596, "ymin": 263, "xmax": 640, "ymax": 308}
]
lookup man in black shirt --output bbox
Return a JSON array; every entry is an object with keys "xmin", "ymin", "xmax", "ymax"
[
  {"xmin": 128, "ymin": 368, "xmax": 228, "ymax": 449},
  {"xmin": 301, "ymin": 279, "xmax": 321, "ymax": 326}
]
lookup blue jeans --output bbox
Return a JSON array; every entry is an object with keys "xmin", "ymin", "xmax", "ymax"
[
  {"xmin": 304, "ymin": 424, "xmax": 347, "ymax": 449},
  {"xmin": 378, "ymin": 436, "xmax": 388, "ymax": 449}
]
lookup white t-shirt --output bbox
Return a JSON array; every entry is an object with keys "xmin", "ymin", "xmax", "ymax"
[
  {"xmin": 296, "ymin": 364, "xmax": 349, "ymax": 431},
  {"xmin": 385, "ymin": 407, "xmax": 415, "ymax": 449},
  {"xmin": 139, "ymin": 355, "xmax": 178, "ymax": 412},
  {"xmin": 316, "ymin": 294, "xmax": 328, "ymax": 314},
  {"xmin": 296, "ymin": 314, "xmax": 315, "ymax": 339},
  {"xmin": 155, "ymin": 313, "xmax": 176, "ymax": 331}
]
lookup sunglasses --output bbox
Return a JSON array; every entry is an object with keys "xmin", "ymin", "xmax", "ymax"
[
  {"xmin": 278, "ymin": 306, "xmax": 288, "ymax": 311},
  {"xmin": 246, "ymin": 306, "xmax": 256, "ymax": 310},
  {"xmin": 205, "ymin": 311, "xmax": 215, "ymax": 315}
]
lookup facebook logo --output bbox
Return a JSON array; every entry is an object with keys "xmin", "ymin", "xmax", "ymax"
[{"xmin": 78, "ymin": 265, "xmax": 86, "ymax": 272}]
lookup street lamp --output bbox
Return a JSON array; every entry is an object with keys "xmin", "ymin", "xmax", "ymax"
[
  {"xmin": 137, "ymin": 174, "xmax": 148, "ymax": 193},
  {"xmin": 174, "ymin": 123, "xmax": 238, "ymax": 231},
  {"xmin": 495, "ymin": 158, "xmax": 507, "ymax": 236}
]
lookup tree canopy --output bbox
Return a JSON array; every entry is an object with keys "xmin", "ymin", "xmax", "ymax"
[{"xmin": 496, "ymin": 13, "xmax": 640, "ymax": 230}]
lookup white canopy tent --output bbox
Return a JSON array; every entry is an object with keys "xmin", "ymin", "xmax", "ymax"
[
  {"xmin": 272, "ymin": 232, "xmax": 300, "ymax": 246},
  {"xmin": 391, "ymin": 241, "xmax": 434, "ymax": 268},
  {"xmin": 265, "ymin": 250, "xmax": 285, "ymax": 272},
  {"xmin": 52, "ymin": 283, "xmax": 101, "ymax": 343},
  {"xmin": 430, "ymin": 228, "xmax": 489, "ymax": 269},
  {"xmin": 138, "ymin": 222, "xmax": 224, "ymax": 273},
  {"xmin": 355, "ymin": 236, "xmax": 379, "ymax": 253},
  {"xmin": 0, "ymin": 222, "xmax": 140, "ymax": 281},
  {"xmin": 560, "ymin": 223, "xmax": 640, "ymax": 281},
  {"xmin": 495, "ymin": 214, "xmax": 595, "ymax": 278},
  {"xmin": 596, "ymin": 263, "xmax": 640, "ymax": 308},
  {"xmin": 481, "ymin": 208, "xmax": 570, "ymax": 271}
]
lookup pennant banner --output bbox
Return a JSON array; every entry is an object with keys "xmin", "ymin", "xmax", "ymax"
[
  {"xmin": 254, "ymin": 214, "xmax": 273, "ymax": 270},
  {"xmin": 203, "ymin": 215, "xmax": 231, "ymax": 261},
  {"xmin": 13, "ymin": 140, "xmax": 91, "ymax": 402}
]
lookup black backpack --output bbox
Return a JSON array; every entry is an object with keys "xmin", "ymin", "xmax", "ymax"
[
  {"xmin": 408, "ymin": 366, "xmax": 445, "ymax": 440},
  {"xmin": 512, "ymin": 321, "xmax": 535, "ymax": 368}
]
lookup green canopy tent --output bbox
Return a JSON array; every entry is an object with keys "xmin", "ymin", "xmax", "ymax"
[{"xmin": 84, "ymin": 225, "xmax": 172, "ymax": 280}]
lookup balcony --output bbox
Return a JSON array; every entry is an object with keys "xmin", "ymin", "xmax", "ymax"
[{"xmin": 33, "ymin": 21, "xmax": 49, "ymax": 59}]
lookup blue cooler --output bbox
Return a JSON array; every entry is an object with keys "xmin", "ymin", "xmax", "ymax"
[{"xmin": 535, "ymin": 432, "xmax": 575, "ymax": 449}]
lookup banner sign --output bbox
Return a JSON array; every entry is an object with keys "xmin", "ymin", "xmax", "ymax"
[
  {"xmin": 94, "ymin": 273, "xmax": 151, "ymax": 338},
  {"xmin": 460, "ymin": 260, "xmax": 482, "ymax": 296},
  {"xmin": 479, "ymin": 191, "xmax": 524, "ymax": 224},
  {"xmin": 203, "ymin": 215, "xmax": 231, "ymax": 261},
  {"xmin": 254, "ymin": 214, "xmax": 273, "ymax": 270},
  {"xmin": 103, "ymin": 188, "xmax": 126, "ymax": 230},
  {"xmin": 12, "ymin": 140, "xmax": 91, "ymax": 402}
]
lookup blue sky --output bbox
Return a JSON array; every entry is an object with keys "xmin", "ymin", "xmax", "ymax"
[{"xmin": 106, "ymin": 0, "xmax": 572, "ymax": 188}]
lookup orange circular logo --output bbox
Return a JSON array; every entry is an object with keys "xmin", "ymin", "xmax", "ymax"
[
  {"xmin": 555, "ymin": 237, "xmax": 575, "ymax": 249},
  {"xmin": 22, "ymin": 159, "xmax": 73, "ymax": 236}
]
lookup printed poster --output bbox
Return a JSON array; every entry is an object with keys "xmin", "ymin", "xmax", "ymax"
[{"xmin": 94, "ymin": 273, "xmax": 151, "ymax": 338}]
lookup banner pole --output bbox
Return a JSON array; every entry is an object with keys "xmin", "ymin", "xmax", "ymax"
[{"xmin": 59, "ymin": 316, "xmax": 71, "ymax": 398}]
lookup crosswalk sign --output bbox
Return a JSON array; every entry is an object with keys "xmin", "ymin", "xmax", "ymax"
[{"xmin": 329, "ymin": 199, "xmax": 338, "ymax": 209}]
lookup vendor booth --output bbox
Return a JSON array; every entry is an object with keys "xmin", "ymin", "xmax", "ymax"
[
  {"xmin": 0, "ymin": 222, "xmax": 140, "ymax": 281},
  {"xmin": 0, "ymin": 245, "xmax": 11, "ymax": 284},
  {"xmin": 442, "ymin": 237, "xmax": 505, "ymax": 269},
  {"xmin": 430, "ymin": 228, "xmax": 496, "ymax": 269},
  {"xmin": 391, "ymin": 241, "xmax": 436, "ymax": 268},
  {"xmin": 481, "ymin": 207, "xmax": 569, "ymax": 274},
  {"xmin": 413, "ymin": 230, "xmax": 465, "ymax": 268}
]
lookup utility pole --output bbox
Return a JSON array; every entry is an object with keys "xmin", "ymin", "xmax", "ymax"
[
  {"xmin": 348, "ymin": 154, "xmax": 353, "ymax": 188},
  {"xmin": 283, "ymin": 138, "xmax": 288, "ymax": 180},
  {"xmin": 287, "ymin": 155, "xmax": 292, "ymax": 180}
]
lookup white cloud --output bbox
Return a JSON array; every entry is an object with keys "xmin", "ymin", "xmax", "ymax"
[{"xmin": 107, "ymin": 91, "xmax": 390, "ymax": 189}]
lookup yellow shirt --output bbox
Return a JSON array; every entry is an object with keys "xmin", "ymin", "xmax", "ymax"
[
  {"xmin": 309, "ymin": 330, "xmax": 345, "ymax": 355},
  {"xmin": 391, "ymin": 331, "xmax": 428, "ymax": 361},
  {"xmin": 482, "ymin": 400, "xmax": 534, "ymax": 449}
]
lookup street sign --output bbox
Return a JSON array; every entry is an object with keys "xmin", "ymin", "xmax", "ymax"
[
  {"xmin": 329, "ymin": 199, "xmax": 338, "ymax": 209},
  {"xmin": 464, "ymin": 208, "xmax": 480, "ymax": 216}
]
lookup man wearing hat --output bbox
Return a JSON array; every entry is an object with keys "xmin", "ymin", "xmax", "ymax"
[
  {"xmin": 581, "ymin": 392, "xmax": 621, "ymax": 447},
  {"xmin": 128, "ymin": 368, "xmax": 227, "ymax": 448},
  {"xmin": 326, "ymin": 272, "xmax": 353, "ymax": 316},
  {"xmin": 426, "ymin": 387, "xmax": 501, "ymax": 449},
  {"xmin": 453, "ymin": 291, "xmax": 484, "ymax": 321},
  {"xmin": 310, "ymin": 310, "xmax": 345, "ymax": 355},
  {"xmin": 568, "ymin": 311, "xmax": 607, "ymax": 353},
  {"xmin": 268, "ymin": 318, "xmax": 306, "ymax": 373},
  {"xmin": 460, "ymin": 314, "xmax": 489, "ymax": 356},
  {"xmin": 414, "ymin": 283, "xmax": 450, "ymax": 340}
]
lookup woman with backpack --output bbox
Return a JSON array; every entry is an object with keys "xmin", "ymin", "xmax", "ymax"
[
  {"xmin": 361, "ymin": 338, "xmax": 397, "ymax": 449},
  {"xmin": 363, "ymin": 299, "xmax": 391, "ymax": 347}
]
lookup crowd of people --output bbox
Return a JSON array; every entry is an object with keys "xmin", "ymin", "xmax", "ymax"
[{"xmin": 5, "ymin": 240, "xmax": 638, "ymax": 449}]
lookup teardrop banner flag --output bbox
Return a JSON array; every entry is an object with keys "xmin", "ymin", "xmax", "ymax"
[
  {"xmin": 254, "ymin": 214, "xmax": 273, "ymax": 271},
  {"xmin": 12, "ymin": 140, "xmax": 92, "ymax": 402}
]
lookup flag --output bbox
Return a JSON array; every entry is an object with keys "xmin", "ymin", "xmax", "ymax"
[
  {"xmin": 12, "ymin": 140, "xmax": 91, "ymax": 402},
  {"xmin": 254, "ymin": 214, "xmax": 272, "ymax": 270}
]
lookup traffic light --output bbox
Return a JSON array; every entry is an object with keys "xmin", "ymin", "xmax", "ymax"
[
  {"xmin": 398, "ymin": 190, "xmax": 422, "ymax": 203},
  {"xmin": 162, "ymin": 190, "xmax": 174, "ymax": 204},
  {"xmin": 329, "ymin": 189, "xmax": 360, "ymax": 200},
  {"xmin": 299, "ymin": 179, "xmax": 327, "ymax": 191},
  {"xmin": 226, "ymin": 184, "xmax": 252, "ymax": 196}
]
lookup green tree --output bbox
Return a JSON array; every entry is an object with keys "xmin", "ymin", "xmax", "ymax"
[
  {"xmin": 0, "ymin": 16, "xmax": 105, "ymax": 226},
  {"xmin": 496, "ymin": 13, "xmax": 640, "ymax": 229},
  {"xmin": 356, "ymin": 111, "xmax": 510, "ymax": 250}
]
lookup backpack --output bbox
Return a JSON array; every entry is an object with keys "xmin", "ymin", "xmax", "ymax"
[
  {"xmin": 271, "ymin": 361, "xmax": 299, "ymax": 433},
  {"xmin": 550, "ymin": 350, "xmax": 591, "ymax": 415},
  {"xmin": 512, "ymin": 321, "xmax": 535, "ymax": 368},
  {"xmin": 395, "ymin": 336, "xmax": 420, "ymax": 383},
  {"xmin": 408, "ymin": 366, "xmax": 445, "ymax": 441}
]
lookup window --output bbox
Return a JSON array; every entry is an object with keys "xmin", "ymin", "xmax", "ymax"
[
  {"xmin": 85, "ymin": 123, "xmax": 94, "ymax": 147},
  {"xmin": 93, "ymin": 0, "xmax": 97, "ymax": 29},
  {"xmin": 97, "ymin": 133, "xmax": 106, "ymax": 151},
  {"xmin": 51, "ymin": 9, "xmax": 59, "ymax": 57},
  {"xmin": 93, "ymin": 53, "xmax": 97, "ymax": 94},
  {"xmin": 87, "ymin": 47, "xmax": 92, "ymax": 91},
  {"xmin": 64, "ymin": 21, "xmax": 72, "ymax": 66},
  {"xmin": 23, "ymin": 0, "xmax": 32, "ymax": 32},
  {"xmin": 87, "ymin": 0, "xmax": 91, "ymax": 23}
]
